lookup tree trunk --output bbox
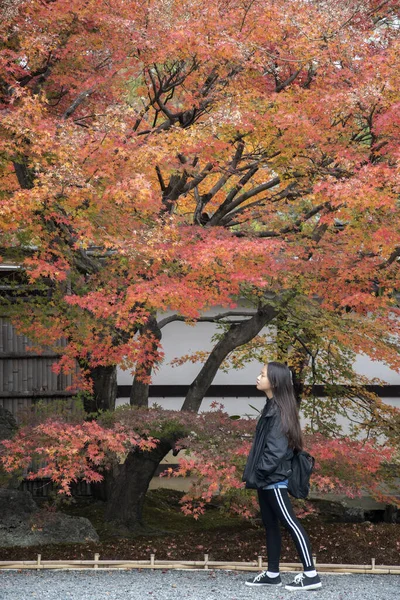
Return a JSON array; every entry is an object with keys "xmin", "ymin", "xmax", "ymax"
[
  {"xmin": 13, "ymin": 159, "xmax": 34, "ymax": 190},
  {"xmin": 104, "ymin": 439, "xmax": 173, "ymax": 533},
  {"xmin": 130, "ymin": 377, "xmax": 150, "ymax": 408},
  {"xmin": 181, "ymin": 305, "xmax": 278, "ymax": 413},
  {"xmin": 84, "ymin": 365, "xmax": 117, "ymax": 413},
  {"xmin": 130, "ymin": 315, "xmax": 162, "ymax": 408}
]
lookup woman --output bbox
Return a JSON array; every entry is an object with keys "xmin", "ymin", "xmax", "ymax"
[{"xmin": 242, "ymin": 361, "xmax": 322, "ymax": 591}]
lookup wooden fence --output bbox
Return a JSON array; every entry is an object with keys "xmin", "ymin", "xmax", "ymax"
[
  {"xmin": 0, "ymin": 317, "xmax": 78, "ymax": 420},
  {"xmin": 0, "ymin": 554, "xmax": 399, "ymax": 574},
  {"xmin": 19, "ymin": 478, "xmax": 92, "ymax": 498}
]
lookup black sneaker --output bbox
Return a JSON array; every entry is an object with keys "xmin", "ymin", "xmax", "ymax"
[
  {"xmin": 285, "ymin": 572, "xmax": 322, "ymax": 591},
  {"xmin": 245, "ymin": 571, "xmax": 282, "ymax": 587}
]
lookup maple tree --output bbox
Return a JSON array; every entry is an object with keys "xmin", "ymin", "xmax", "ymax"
[
  {"xmin": 1, "ymin": 404, "xmax": 398, "ymax": 528},
  {"xmin": 1, "ymin": 0, "xmax": 400, "ymax": 529}
]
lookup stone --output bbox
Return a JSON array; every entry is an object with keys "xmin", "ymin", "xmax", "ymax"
[
  {"xmin": 384, "ymin": 503, "xmax": 400, "ymax": 524},
  {"xmin": 0, "ymin": 489, "xmax": 99, "ymax": 547},
  {"xmin": 0, "ymin": 488, "xmax": 37, "ymax": 517},
  {"xmin": 310, "ymin": 498, "xmax": 365, "ymax": 522},
  {"xmin": 340, "ymin": 505, "xmax": 365, "ymax": 523}
]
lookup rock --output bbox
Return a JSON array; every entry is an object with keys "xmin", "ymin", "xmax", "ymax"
[
  {"xmin": 0, "ymin": 488, "xmax": 37, "ymax": 517},
  {"xmin": 0, "ymin": 489, "xmax": 99, "ymax": 547},
  {"xmin": 340, "ymin": 506, "xmax": 365, "ymax": 523},
  {"xmin": 310, "ymin": 498, "xmax": 365, "ymax": 522},
  {"xmin": 384, "ymin": 503, "xmax": 400, "ymax": 523}
]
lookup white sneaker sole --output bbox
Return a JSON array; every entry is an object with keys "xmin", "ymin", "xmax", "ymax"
[
  {"xmin": 245, "ymin": 581, "xmax": 282, "ymax": 587},
  {"xmin": 285, "ymin": 582, "xmax": 322, "ymax": 591}
]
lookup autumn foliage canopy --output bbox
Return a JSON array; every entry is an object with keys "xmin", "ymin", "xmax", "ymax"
[{"xmin": 1, "ymin": 0, "xmax": 399, "ymax": 384}]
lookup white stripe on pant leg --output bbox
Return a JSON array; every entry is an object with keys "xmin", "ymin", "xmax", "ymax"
[
  {"xmin": 274, "ymin": 489, "xmax": 311, "ymax": 567},
  {"xmin": 274, "ymin": 488, "xmax": 312, "ymax": 567},
  {"xmin": 274, "ymin": 489, "xmax": 312, "ymax": 567}
]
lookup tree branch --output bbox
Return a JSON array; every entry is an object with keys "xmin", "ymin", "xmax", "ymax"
[
  {"xmin": 158, "ymin": 311, "xmax": 257, "ymax": 329},
  {"xmin": 276, "ymin": 67, "xmax": 304, "ymax": 92},
  {"xmin": 378, "ymin": 247, "xmax": 400, "ymax": 270},
  {"xmin": 63, "ymin": 88, "xmax": 95, "ymax": 119},
  {"xmin": 233, "ymin": 202, "xmax": 327, "ymax": 238},
  {"xmin": 193, "ymin": 140, "xmax": 246, "ymax": 223},
  {"xmin": 181, "ymin": 163, "xmax": 214, "ymax": 194},
  {"xmin": 208, "ymin": 176, "xmax": 280, "ymax": 225},
  {"xmin": 221, "ymin": 183, "xmax": 312, "ymax": 226}
]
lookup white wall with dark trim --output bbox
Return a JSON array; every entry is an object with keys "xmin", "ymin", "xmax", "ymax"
[{"xmin": 116, "ymin": 308, "xmax": 400, "ymax": 427}]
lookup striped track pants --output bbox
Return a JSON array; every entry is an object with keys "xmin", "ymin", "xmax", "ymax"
[{"xmin": 257, "ymin": 487, "xmax": 315, "ymax": 573}]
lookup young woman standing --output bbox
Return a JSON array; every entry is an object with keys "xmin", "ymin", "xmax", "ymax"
[{"xmin": 242, "ymin": 361, "xmax": 322, "ymax": 591}]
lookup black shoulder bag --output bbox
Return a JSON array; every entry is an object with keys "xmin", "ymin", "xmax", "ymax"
[{"xmin": 287, "ymin": 450, "xmax": 315, "ymax": 499}]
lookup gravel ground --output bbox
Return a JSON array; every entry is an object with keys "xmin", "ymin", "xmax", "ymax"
[{"xmin": 1, "ymin": 570, "xmax": 399, "ymax": 600}]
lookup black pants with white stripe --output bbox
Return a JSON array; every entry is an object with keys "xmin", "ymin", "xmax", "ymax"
[{"xmin": 257, "ymin": 487, "xmax": 315, "ymax": 573}]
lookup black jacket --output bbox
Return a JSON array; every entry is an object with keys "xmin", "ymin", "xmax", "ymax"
[{"xmin": 242, "ymin": 399, "xmax": 293, "ymax": 489}]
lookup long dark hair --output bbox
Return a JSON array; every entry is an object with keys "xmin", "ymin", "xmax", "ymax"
[{"xmin": 267, "ymin": 361, "xmax": 303, "ymax": 451}]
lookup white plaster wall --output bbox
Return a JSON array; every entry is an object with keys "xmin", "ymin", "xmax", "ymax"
[
  {"xmin": 353, "ymin": 355, "xmax": 400, "ymax": 384},
  {"xmin": 117, "ymin": 307, "xmax": 400, "ymax": 388},
  {"xmin": 116, "ymin": 306, "xmax": 400, "ymax": 437},
  {"xmin": 117, "ymin": 308, "xmax": 266, "ymax": 386},
  {"xmin": 116, "ymin": 305, "xmax": 400, "ymax": 469}
]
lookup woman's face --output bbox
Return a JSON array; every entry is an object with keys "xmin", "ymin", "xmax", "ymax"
[{"xmin": 256, "ymin": 365, "xmax": 272, "ymax": 394}]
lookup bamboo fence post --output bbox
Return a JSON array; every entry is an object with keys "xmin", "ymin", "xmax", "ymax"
[
  {"xmin": 313, "ymin": 555, "xmax": 317, "ymax": 568},
  {"xmin": 204, "ymin": 554, "xmax": 209, "ymax": 570},
  {"xmin": 150, "ymin": 554, "xmax": 155, "ymax": 568},
  {"xmin": 257, "ymin": 556, "xmax": 263, "ymax": 570},
  {"xmin": 371, "ymin": 558, "xmax": 375, "ymax": 572},
  {"xmin": 37, "ymin": 554, "xmax": 41, "ymax": 571},
  {"xmin": 94, "ymin": 553, "xmax": 100, "ymax": 570}
]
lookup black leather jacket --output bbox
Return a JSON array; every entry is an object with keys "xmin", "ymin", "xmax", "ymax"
[{"xmin": 242, "ymin": 399, "xmax": 294, "ymax": 489}]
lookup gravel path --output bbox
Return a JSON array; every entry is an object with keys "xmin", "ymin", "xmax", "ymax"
[{"xmin": 1, "ymin": 570, "xmax": 399, "ymax": 600}]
